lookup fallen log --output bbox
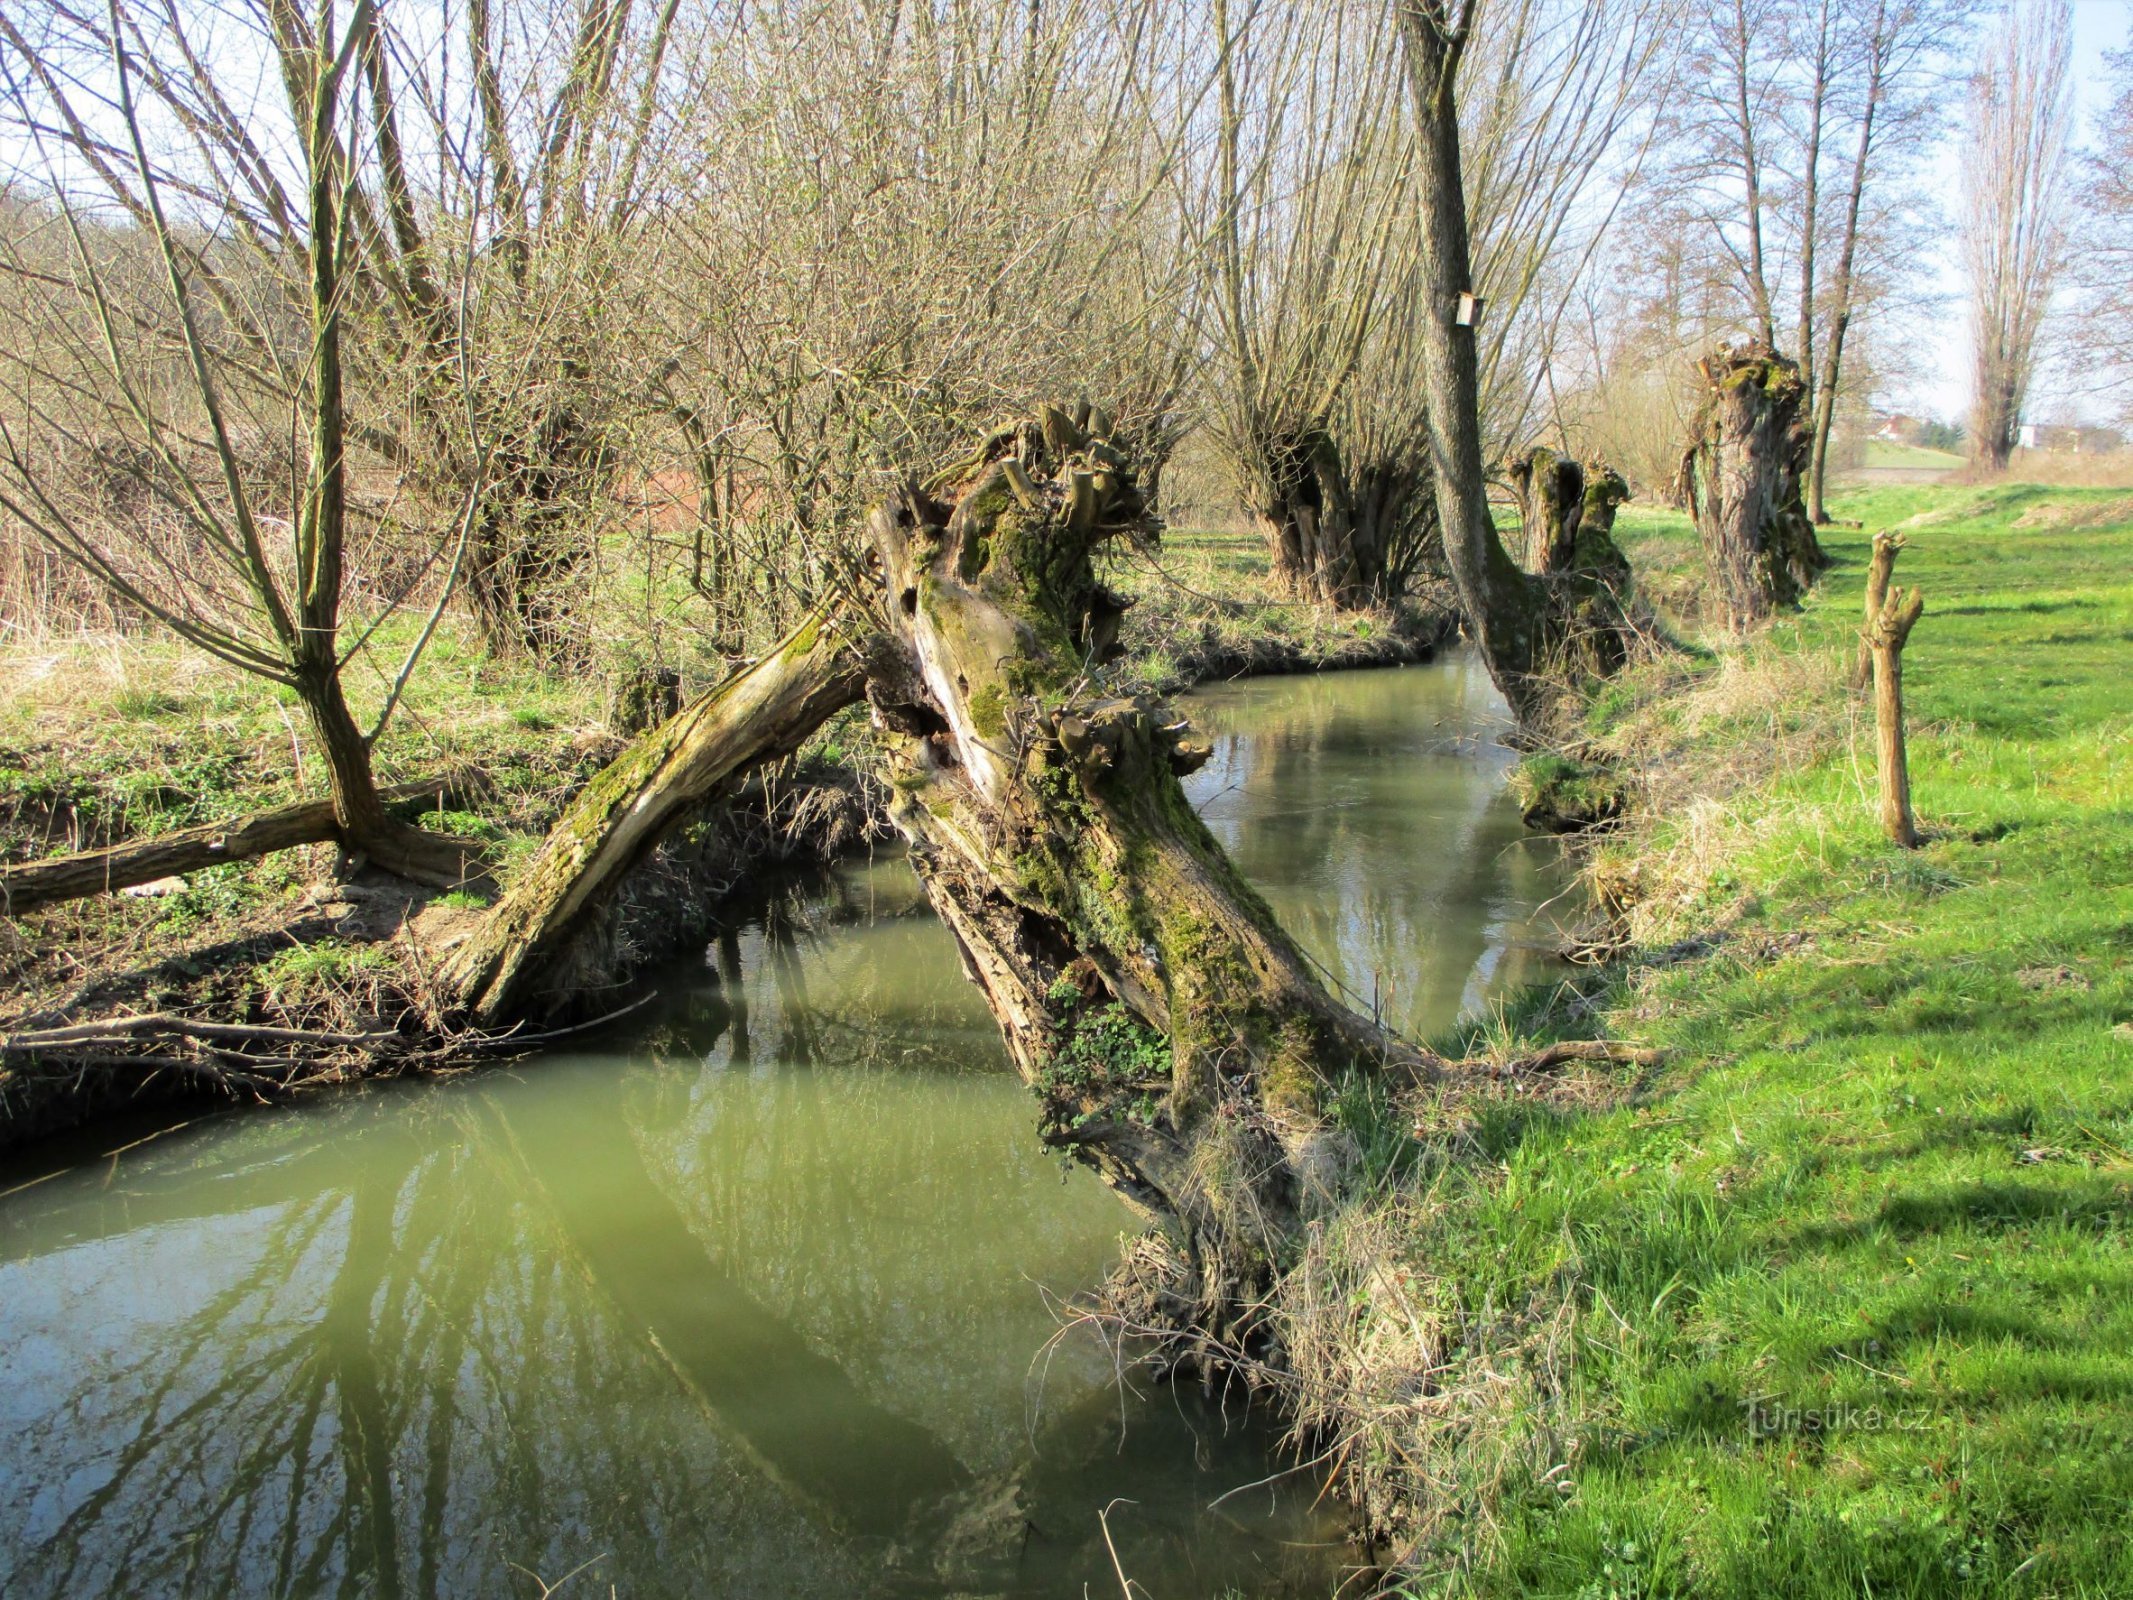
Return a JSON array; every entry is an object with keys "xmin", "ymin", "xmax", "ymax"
[
  {"xmin": 0, "ymin": 775, "xmax": 472, "ymax": 915},
  {"xmin": 441, "ymin": 611, "xmax": 866, "ymax": 1023}
]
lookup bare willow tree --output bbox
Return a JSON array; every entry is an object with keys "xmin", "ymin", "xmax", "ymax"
[
  {"xmin": 1391, "ymin": 0, "xmax": 1681, "ymax": 729},
  {"xmin": 1191, "ymin": 0, "xmax": 1679, "ymax": 615},
  {"xmin": 1192, "ymin": 0, "xmax": 1431, "ymax": 607},
  {"xmin": 2, "ymin": 0, "xmax": 707, "ymax": 664},
  {"xmin": 1962, "ymin": 0, "xmax": 2072, "ymax": 472},
  {"xmin": 640, "ymin": 0, "xmax": 1198, "ymax": 650},
  {"xmin": 1623, "ymin": 0, "xmax": 1967, "ymax": 518},
  {"xmin": 0, "ymin": 0, "xmax": 492, "ymax": 884}
]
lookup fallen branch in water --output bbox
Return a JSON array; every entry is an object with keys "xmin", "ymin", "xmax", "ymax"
[{"xmin": 1, "ymin": 1013, "xmax": 399, "ymax": 1053}]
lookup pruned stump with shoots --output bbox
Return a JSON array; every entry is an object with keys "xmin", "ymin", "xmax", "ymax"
[{"xmin": 1864, "ymin": 532, "xmax": 1925, "ymax": 848}]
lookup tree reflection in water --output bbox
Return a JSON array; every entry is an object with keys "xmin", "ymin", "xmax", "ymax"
[
  {"xmin": 0, "ymin": 863, "xmax": 1340, "ymax": 1599},
  {"xmin": 1185, "ymin": 658, "xmax": 1572, "ymax": 1039},
  {"xmin": 1, "ymin": 661, "xmax": 1548, "ymax": 1599}
]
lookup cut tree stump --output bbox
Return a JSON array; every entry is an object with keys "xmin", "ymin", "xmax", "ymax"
[{"xmin": 1864, "ymin": 532, "xmax": 1925, "ymax": 847}]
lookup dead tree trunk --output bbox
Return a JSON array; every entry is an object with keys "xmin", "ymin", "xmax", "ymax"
[
  {"xmin": 441, "ymin": 614, "xmax": 864, "ymax": 1023},
  {"xmin": 1679, "ymin": 343, "xmax": 1830, "ymax": 635},
  {"xmin": 1508, "ymin": 450, "xmax": 1632, "ymax": 580},
  {"xmin": 0, "ymin": 776, "xmax": 470, "ymax": 915},
  {"xmin": 1865, "ymin": 533, "xmax": 1925, "ymax": 847},
  {"xmin": 864, "ymin": 404, "xmax": 1436, "ymax": 1351},
  {"xmin": 1510, "ymin": 448, "xmax": 1586, "ymax": 574}
]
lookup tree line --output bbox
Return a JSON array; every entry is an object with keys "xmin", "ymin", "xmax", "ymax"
[{"xmin": 0, "ymin": 0, "xmax": 2103, "ymax": 875}]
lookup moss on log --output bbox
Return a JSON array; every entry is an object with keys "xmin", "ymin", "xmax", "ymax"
[
  {"xmin": 442, "ymin": 614, "xmax": 864, "ymax": 1023},
  {"xmin": 864, "ymin": 406, "xmax": 1435, "ymax": 1352},
  {"xmin": 0, "ymin": 776, "xmax": 473, "ymax": 915}
]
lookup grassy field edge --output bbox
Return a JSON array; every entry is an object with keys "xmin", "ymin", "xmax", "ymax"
[{"xmin": 1298, "ymin": 482, "xmax": 2133, "ymax": 1598}]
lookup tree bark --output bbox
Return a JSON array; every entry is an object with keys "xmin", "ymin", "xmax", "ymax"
[
  {"xmin": 1851, "ymin": 528, "xmax": 1898, "ymax": 689},
  {"xmin": 863, "ymin": 404, "xmax": 1435, "ymax": 1350},
  {"xmin": 0, "ymin": 777, "xmax": 469, "ymax": 915},
  {"xmin": 441, "ymin": 612, "xmax": 863, "ymax": 1023},
  {"xmin": 1393, "ymin": 6, "xmax": 1561, "ymax": 728},
  {"xmin": 1679, "ymin": 341, "xmax": 1829, "ymax": 634},
  {"xmin": 1865, "ymin": 533, "xmax": 1924, "ymax": 847}
]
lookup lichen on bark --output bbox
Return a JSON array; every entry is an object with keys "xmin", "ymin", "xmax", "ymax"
[
  {"xmin": 866, "ymin": 403, "xmax": 1432, "ymax": 1353},
  {"xmin": 1679, "ymin": 342, "xmax": 1831, "ymax": 634}
]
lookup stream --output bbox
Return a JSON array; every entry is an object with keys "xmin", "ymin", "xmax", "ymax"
[{"xmin": 0, "ymin": 655, "xmax": 1569, "ymax": 1599}]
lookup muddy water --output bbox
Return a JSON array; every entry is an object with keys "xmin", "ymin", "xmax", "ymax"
[{"xmin": 0, "ymin": 656, "xmax": 1566, "ymax": 1600}]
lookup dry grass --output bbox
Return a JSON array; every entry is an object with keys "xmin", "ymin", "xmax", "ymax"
[{"xmin": 1964, "ymin": 449, "xmax": 2133, "ymax": 488}]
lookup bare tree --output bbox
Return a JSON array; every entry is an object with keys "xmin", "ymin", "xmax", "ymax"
[
  {"xmin": 644, "ymin": 0, "xmax": 1196, "ymax": 646},
  {"xmin": 1193, "ymin": 0, "xmax": 1430, "ymax": 607},
  {"xmin": 1391, "ymin": 0, "xmax": 1678, "ymax": 728},
  {"xmin": 0, "ymin": 0, "xmax": 481, "ymax": 884},
  {"xmin": 2072, "ymin": 45, "xmax": 2133, "ymax": 425},
  {"xmin": 1, "ymin": 0, "xmax": 702, "ymax": 664},
  {"xmin": 1641, "ymin": 0, "xmax": 1970, "ymax": 517},
  {"xmin": 1962, "ymin": 0, "xmax": 2072, "ymax": 471}
]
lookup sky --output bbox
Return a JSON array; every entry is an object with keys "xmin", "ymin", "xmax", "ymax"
[{"xmin": 1903, "ymin": 0, "xmax": 2131, "ymax": 426}]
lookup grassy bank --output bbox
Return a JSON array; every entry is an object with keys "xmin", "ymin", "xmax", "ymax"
[
  {"xmin": 1306, "ymin": 483, "xmax": 2133, "ymax": 1596},
  {"xmin": 0, "ymin": 516, "xmax": 1438, "ymax": 1145}
]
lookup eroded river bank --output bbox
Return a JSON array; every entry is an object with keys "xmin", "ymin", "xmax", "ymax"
[{"xmin": 0, "ymin": 655, "xmax": 1568, "ymax": 1598}]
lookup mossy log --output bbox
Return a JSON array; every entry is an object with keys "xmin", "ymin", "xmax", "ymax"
[
  {"xmin": 0, "ymin": 775, "xmax": 472, "ymax": 915},
  {"xmin": 442, "ymin": 614, "xmax": 864, "ymax": 1023},
  {"xmin": 1679, "ymin": 342, "xmax": 1830, "ymax": 634},
  {"xmin": 863, "ymin": 404, "xmax": 1436, "ymax": 1352}
]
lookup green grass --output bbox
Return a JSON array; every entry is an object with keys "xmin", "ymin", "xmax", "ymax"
[{"xmin": 1365, "ymin": 481, "xmax": 2133, "ymax": 1598}]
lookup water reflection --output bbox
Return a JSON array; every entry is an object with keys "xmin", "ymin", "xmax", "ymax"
[
  {"xmin": 0, "ymin": 655, "xmax": 1558, "ymax": 1599},
  {"xmin": 1184, "ymin": 656, "xmax": 1571, "ymax": 1038},
  {"xmin": 0, "ymin": 865, "xmax": 1339, "ymax": 1599}
]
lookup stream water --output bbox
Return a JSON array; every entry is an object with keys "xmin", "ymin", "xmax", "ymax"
[{"xmin": 0, "ymin": 655, "xmax": 1569, "ymax": 1600}]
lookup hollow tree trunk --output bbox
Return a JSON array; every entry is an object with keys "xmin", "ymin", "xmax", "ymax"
[
  {"xmin": 441, "ymin": 613, "xmax": 863, "ymax": 1023},
  {"xmin": 1509, "ymin": 447, "xmax": 1586, "ymax": 574},
  {"xmin": 863, "ymin": 404, "xmax": 1435, "ymax": 1352},
  {"xmin": 1679, "ymin": 342, "xmax": 1830, "ymax": 635}
]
